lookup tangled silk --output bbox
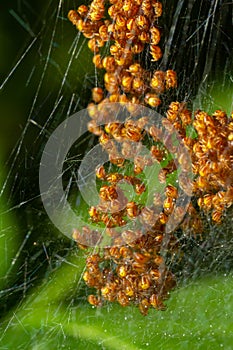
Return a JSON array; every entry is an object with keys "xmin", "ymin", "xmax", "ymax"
[{"xmin": 68, "ymin": 1, "xmax": 233, "ymax": 315}]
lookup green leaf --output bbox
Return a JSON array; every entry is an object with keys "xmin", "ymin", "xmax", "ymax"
[{"xmin": 1, "ymin": 248, "xmax": 233, "ymax": 349}]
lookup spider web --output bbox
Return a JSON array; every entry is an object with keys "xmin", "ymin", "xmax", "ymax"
[{"xmin": 0, "ymin": 0, "xmax": 233, "ymax": 348}]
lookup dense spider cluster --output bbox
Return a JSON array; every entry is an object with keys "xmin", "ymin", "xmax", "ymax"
[
  {"xmin": 192, "ymin": 110, "xmax": 233, "ymax": 223},
  {"xmin": 163, "ymin": 103, "xmax": 233, "ymax": 225},
  {"xmin": 72, "ymin": 108, "xmax": 187, "ymax": 314},
  {"xmin": 68, "ymin": 0, "xmax": 177, "ymax": 108},
  {"xmin": 69, "ymin": 1, "xmax": 233, "ymax": 315},
  {"xmin": 83, "ymin": 237, "xmax": 177, "ymax": 314}
]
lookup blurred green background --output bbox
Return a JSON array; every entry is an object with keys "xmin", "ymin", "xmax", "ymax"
[{"xmin": 0, "ymin": 0, "xmax": 233, "ymax": 349}]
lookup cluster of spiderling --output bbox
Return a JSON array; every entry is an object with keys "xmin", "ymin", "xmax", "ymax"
[
  {"xmin": 82, "ymin": 237, "xmax": 177, "ymax": 315},
  {"xmin": 68, "ymin": 0, "xmax": 177, "ymax": 109},
  {"xmin": 69, "ymin": 0, "xmax": 233, "ymax": 315},
  {"xmin": 159, "ymin": 103, "xmax": 233, "ymax": 225},
  {"xmin": 191, "ymin": 110, "xmax": 233, "ymax": 223},
  {"xmin": 72, "ymin": 108, "xmax": 187, "ymax": 314}
]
